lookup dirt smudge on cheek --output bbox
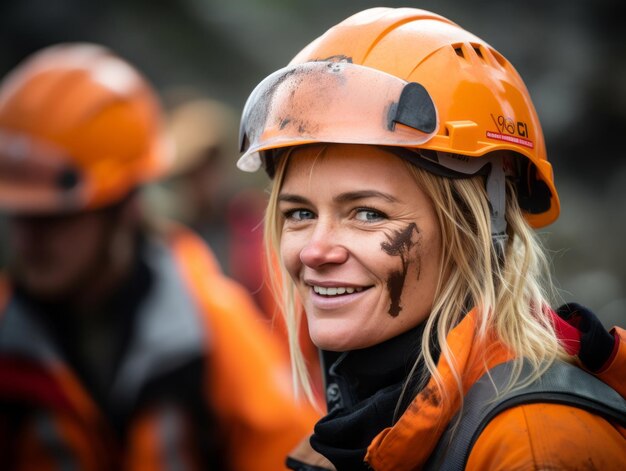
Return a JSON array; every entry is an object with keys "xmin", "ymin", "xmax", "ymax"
[
  {"xmin": 386, "ymin": 270, "xmax": 405, "ymax": 316},
  {"xmin": 380, "ymin": 223, "xmax": 420, "ymax": 317}
]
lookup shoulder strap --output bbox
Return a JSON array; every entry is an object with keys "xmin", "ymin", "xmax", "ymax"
[{"xmin": 425, "ymin": 360, "xmax": 626, "ymax": 471}]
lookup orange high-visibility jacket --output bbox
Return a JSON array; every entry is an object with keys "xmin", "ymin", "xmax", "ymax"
[
  {"xmin": 366, "ymin": 309, "xmax": 626, "ymax": 470},
  {"xmin": 0, "ymin": 225, "xmax": 318, "ymax": 471}
]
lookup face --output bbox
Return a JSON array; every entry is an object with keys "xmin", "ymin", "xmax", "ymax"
[
  {"xmin": 278, "ymin": 144, "xmax": 442, "ymax": 351},
  {"xmin": 8, "ymin": 207, "xmax": 125, "ymax": 302}
]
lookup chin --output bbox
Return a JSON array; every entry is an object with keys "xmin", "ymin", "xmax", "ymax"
[{"xmin": 309, "ymin": 325, "xmax": 372, "ymax": 352}]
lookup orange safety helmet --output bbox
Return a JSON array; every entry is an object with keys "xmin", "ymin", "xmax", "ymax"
[
  {"xmin": 238, "ymin": 7, "xmax": 559, "ymax": 230},
  {"xmin": 0, "ymin": 43, "xmax": 172, "ymax": 214}
]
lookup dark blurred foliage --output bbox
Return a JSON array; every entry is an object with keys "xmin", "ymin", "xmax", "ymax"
[{"xmin": 0, "ymin": 0, "xmax": 624, "ymax": 326}]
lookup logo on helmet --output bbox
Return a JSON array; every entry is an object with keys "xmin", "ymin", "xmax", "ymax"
[{"xmin": 487, "ymin": 114, "xmax": 534, "ymax": 149}]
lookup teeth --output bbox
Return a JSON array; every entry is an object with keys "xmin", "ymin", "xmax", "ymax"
[{"xmin": 312, "ymin": 285, "xmax": 363, "ymax": 296}]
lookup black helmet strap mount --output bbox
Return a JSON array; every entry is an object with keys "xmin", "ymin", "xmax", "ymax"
[{"xmin": 389, "ymin": 82, "xmax": 438, "ymax": 134}]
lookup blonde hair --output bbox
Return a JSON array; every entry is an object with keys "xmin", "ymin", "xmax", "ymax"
[{"xmin": 264, "ymin": 144, "xmax": 567, "ymax": 408}]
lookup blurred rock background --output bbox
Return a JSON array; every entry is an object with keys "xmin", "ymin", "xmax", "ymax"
[{"xmin": 0, "ymin": 0, "xmax": 624, "ymax": 327}]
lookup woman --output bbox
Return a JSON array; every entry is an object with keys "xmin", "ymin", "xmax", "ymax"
[{"xmin": 237, "ymin": 8, "xmax": 626, "ymax": 470}]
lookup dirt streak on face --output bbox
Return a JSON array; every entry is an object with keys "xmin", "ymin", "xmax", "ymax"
[{"xmin": 380, "ymin": 222, "xmax": 421, "ymax": 317}]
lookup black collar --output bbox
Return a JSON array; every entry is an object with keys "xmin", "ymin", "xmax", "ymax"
[
  {"xmin": 321, "ymin": 323, "xmax": 424, "ymax": 414},
  {"xmin": 311, "ymin": 324, "xmax": 426, "ymax": 470}
]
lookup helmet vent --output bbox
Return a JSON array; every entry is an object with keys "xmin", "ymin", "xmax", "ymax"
[
  {"xmin": 453, "ymin": 45, "xmax": 465, "ymax": 59},
  {"xmin": 489, "ymin": 48, "xmax": 508, "ymax": 68},
  {"xmin": 470, "ymin": 44, "xmax": 485, "ymax": 61}
]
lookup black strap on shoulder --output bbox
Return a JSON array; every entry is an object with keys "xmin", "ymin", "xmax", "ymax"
[{"xmin": 424, "ymin": 360, "xmax": 626, "ymax": 470}]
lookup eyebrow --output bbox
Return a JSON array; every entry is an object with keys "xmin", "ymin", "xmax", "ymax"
[
  {"xmin": 333, "ymin": 190, "xmax": 398, "ymax": 203},
  {"xmin": 278, "ymin": 190, "xmax": 398, "ymax": 205}
]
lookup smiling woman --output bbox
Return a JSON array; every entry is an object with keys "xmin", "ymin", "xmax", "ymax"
[{"xmin": 239, "ymin": 7, "xmax": 626, "ymax": 471}]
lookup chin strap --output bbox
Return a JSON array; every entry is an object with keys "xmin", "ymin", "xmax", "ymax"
[{"xmin": 484, "ymin": 157, "xmax": 508, "ymax": 258}]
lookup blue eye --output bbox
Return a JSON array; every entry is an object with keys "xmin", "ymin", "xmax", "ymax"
[
  {"xmin": 285, "ymin": 209, "xmax": 315, "ymax": 221},
  {"xmin": 355, "ymin": 208, "xmax": 385, "ymax": 222}
]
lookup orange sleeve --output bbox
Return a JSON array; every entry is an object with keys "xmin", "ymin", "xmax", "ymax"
[
  {"xmin": 467, "ymin": 403, "xmax": 626, "ymax": 470},
  {"xmin": 169, "ymin": 226, "xmax": 319, "ymax": 471},
  {"xmin": 597, "ymin": 327, "xmax": 626, "ymax": 398}
]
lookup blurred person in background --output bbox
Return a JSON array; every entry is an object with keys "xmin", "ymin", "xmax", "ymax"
[
  {"xmin": 152, "ymin": 97, "xmax": 271, "ymax": 313},
  {"xmin": 0, "ymin": 43, "xmax": 317, "ymax": 471},
  {"xmin": 238, "ymin": 7, "xmax": 626, "ymax": 470}
]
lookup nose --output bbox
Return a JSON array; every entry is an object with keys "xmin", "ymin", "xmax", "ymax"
[{"xmin": 299, "ymin": 223, "xmax": 349, "ymax": 269}]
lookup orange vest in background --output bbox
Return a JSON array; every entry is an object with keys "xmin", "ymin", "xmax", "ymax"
[{"xmin": 167, "ymin": 224, "xmax": 320, "ymax": 471}]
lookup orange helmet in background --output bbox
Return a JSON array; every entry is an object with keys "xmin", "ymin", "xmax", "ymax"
[
  {"xmin": 238, "ymin": 7, "xmax": 559, "ymax": 230},
  {"xmin": 0, "ymin": 43, "xmax": 172, "ymax": 214}
]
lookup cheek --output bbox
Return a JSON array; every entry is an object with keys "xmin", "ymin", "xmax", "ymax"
[
  {"xmin": 422, "ymin": 230, "xmax": 442, "ymax": 276},
  {"xmin": 53, "ymin": 223, "xmax": 100, "ymax": 259},
  {"xmin": 405, "ymin": 237, "xmax": 441, "ymax": 302},
  {"xmin": 279, "ymin": 234, "xmax": 303, "ymax": 280}
]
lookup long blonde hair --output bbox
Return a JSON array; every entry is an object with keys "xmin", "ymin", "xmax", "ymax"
[{"xmin": 264, "ymin": 144, "xmax": 566, "ymax": 408}]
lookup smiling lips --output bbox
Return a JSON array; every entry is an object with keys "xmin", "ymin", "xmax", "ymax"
[{"xmin": 312, "ymin": 285, "xmax": 366, "ymax": 296}]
